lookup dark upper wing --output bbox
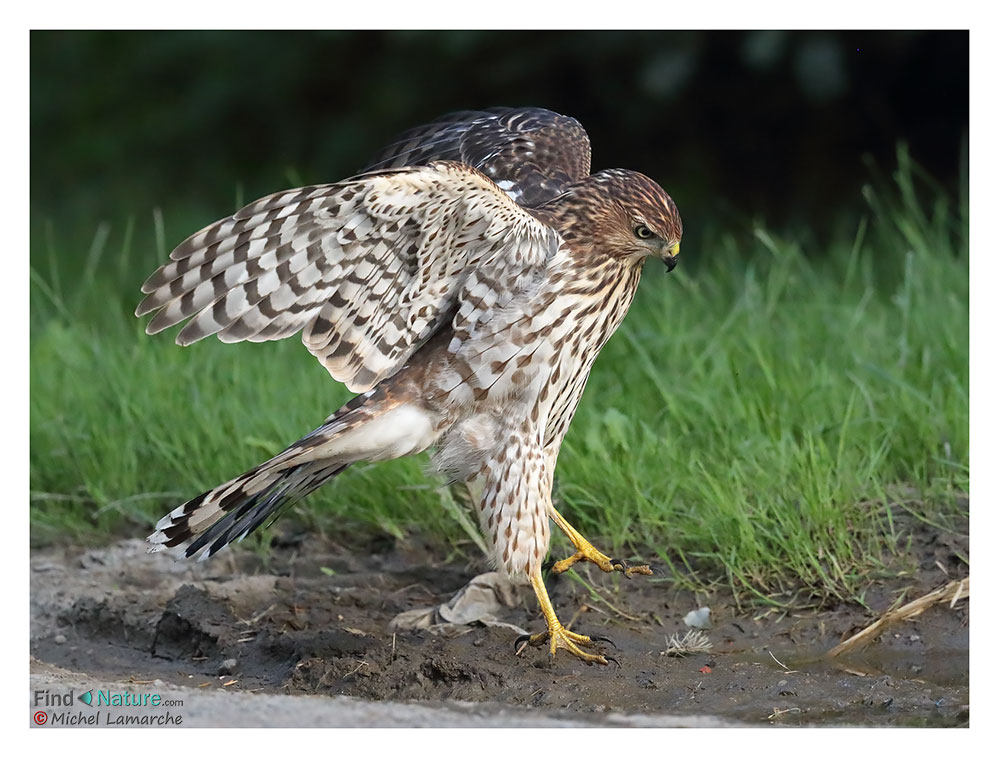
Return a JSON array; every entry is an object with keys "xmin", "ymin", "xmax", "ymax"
[{"xmin": 361, "ymin": 107, "xmax": 591, "ymax": 208}]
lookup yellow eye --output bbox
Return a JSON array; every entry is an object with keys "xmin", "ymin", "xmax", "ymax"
[{"xmin": 634, "ymin": 224, "xmax": 654, "ymax": 239}]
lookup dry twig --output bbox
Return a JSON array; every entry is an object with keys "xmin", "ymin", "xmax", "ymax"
[
  {"xmin": 826, "ymin": 577, "xmax": 969, "ymax": 658},
  {"xmin": 767, "ymin": 649, "xmax": 798, "ymax": 673}
]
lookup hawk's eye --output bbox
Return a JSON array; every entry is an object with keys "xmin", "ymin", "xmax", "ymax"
[{"xmin": 634, "ymin": 224, "xmax": 654, "ymax": 240}]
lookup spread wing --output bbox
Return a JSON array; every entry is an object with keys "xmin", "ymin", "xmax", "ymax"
[
  {"xmin": 361, "ymin": 107, "xmax": 591, "ymax": 207},
  {"xmin": 136, "ymin": 161, "xmax": 561, "ymax": 392}
]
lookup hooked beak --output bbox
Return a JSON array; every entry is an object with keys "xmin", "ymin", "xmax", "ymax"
[{"xmin": 662, "ymin": 242, "xmax": 680, "ymax": 272}]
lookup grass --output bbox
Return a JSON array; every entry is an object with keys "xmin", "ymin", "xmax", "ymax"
[{"xmin": 30, "ymin": 146, "xmax": 968, "ymax": 603}]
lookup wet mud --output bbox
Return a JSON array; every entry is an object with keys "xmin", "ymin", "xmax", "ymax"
[{"xmin": 30, "ymin": 524, "xmax": 968, "ymax": 727}]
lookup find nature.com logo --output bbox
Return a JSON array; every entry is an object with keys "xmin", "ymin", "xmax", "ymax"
[{"xmin": 32, "ymin": 688, "xmax": 184, "ymax": 726}]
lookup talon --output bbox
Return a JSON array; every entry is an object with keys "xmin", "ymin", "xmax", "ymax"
[
  {"xmin": 605, "ymin": 654, "xmax": 621, "ymax": 668},
  {"xmin": 514, "ymin": 634, "xmax": 532, "ymax": 655},
  {"xmin": 590, "ymin": 634, "xmax": 618, "ymax": 650},
  {"xmin": 516, "ymin": 630, "xmax": 551, "ymax": 652},
  {"xmin": 611, "ymin": 558, "xmax": 635, "ymax": 580}
]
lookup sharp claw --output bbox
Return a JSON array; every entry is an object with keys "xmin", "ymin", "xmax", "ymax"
[
  {"xmin": 514, "ymin": 634, "xmax": 532, "ymax": 655},
  {"xmin": 590, "ymin": 634, "xmax": 618, "ymax": 649},
  {"xmin": 605, "ymin": 654, "xmax": 621, "ymax": 668}
]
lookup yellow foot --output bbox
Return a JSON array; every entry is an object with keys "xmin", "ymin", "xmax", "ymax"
[
  {"xmin": 523, "ymin": 568, "xmax": 617, "ymax": 666},
  {"xmin": 552, "ymin": 543, "xmax": 653, "ymax": 578},
  {"xmin": 515, "ymin": 623, "xmax": 614, "ymax": 665},
  {"xmin": 547, "ymin": 507, "xmax": 654, "ymax": 578}
]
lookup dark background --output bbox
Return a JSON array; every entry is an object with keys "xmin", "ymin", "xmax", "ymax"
[{"xmin": 30, "ymin": 30, "xmax": 968, "ymax": 245}]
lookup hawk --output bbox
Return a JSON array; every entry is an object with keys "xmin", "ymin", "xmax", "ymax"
[{"xmin": 139, "ymin": 107, "xmax": 682, "ymax": 664}]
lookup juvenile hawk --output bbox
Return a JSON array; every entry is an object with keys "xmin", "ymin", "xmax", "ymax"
[{"xmin": 140, "ymin": 107, "xmax": 682, "ymax": 664}]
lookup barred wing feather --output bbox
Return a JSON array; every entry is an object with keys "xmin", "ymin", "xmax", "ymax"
[{"xmin": 136, "ymin": 161, "xmax": 559, "ymax": 392}]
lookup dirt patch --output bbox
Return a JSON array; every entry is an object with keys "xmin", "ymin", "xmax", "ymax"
[{"xmin": 30, "ymin": 524, "xmax": 968, "ymax": 727}]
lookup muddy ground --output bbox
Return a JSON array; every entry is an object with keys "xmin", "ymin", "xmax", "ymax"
[{"xmin": 29, "ymin": 522, "xmax": 969, "ymax": 727}]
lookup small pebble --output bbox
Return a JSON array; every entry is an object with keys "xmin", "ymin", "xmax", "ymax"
[
  {"xmin": 53, "ymin": 634, "xmax": 67, "ymax": 645},
  {"xmin": 218, "ymin": 658, "xmax": 238, "ymax": 675}
]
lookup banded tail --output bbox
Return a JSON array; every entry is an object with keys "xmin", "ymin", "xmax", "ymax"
[{"xmin": 147, "ymin": 389, "xmax": 438, "ymax": 560}]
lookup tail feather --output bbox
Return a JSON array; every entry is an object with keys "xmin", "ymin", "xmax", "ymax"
[
  {"xmin": 147, "ymin": 393, "xmax": 380, "ymax": 560},
  {"xmin": 148, "ymin": 461, "xmax": 348, "ymax": 560},
  {"xmin": 147, "ymin": 382, "xmax": 438, "ymax": 561}
]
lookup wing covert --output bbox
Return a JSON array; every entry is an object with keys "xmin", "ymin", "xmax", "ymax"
[{"xmin": 362, "ymin": 107, "xmax": 592, "ymax": 207}]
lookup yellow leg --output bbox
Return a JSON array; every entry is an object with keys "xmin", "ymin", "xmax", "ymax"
[
  {"xmin": 549, "ymin": 507, "xmax": 653, "ymax": 577},
  {"xmin": 517, "ymin": 566, "xmax": 611, "ymax": 665}
]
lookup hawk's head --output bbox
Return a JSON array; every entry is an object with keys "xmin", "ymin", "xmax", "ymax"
[{"xmin": 555, "ymin": 169, "xmax": 683, "ymax": 269}]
